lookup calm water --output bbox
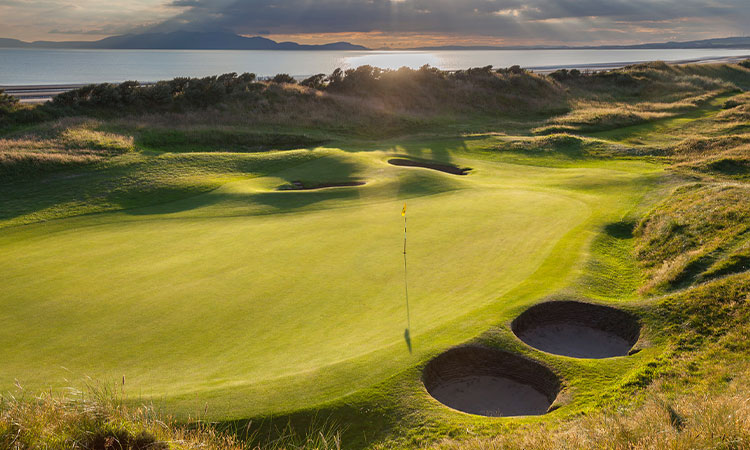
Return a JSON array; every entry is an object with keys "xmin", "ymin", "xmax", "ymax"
[{"xmin": 1, "ymin": 48, "xmax": 749, "ymax": 86}]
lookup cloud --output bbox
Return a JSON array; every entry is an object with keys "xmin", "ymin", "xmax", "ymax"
[
  {"xmin": 148, "ymin": 0, "xmax": 750, "ymax": 43},
  {"xmin": 48, "ymin": 28, "xmax": 114, "ymax": 35},
  {"xmin": 0, "ymin": 0, "xmax": 178, "ymax": 41},
  {"xmin": 1, "ymin": 0, "xmax": 749, "ymax": 44},
  {"xmin": 167, "ymin": 0, "xmax": 203, "ymax": 7}
]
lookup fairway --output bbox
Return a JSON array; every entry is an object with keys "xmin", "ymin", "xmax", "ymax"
[{"xmin": 0, "ymin": 146, "xmax": 657, "ymax": 418}]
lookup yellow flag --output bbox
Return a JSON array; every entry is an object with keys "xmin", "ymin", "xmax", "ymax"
[{"xmin": 401, "ymin": 203, "xmax": 407, "ymax": 216}]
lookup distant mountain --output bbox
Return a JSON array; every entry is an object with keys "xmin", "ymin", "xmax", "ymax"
[
  {"xmin": 0, "ymin": 38, "xmax": 31, "ymax": 48},
  {"xmin": 3, "ymin": 32, "xmax": 749, "ymax": 52},
  {"xmin": 0, "ymin": 31, "xmax": 369, "ymax": 51},
  {"xmin": 616, "ymin": 36, "xmax": 750, "ymax": 49},
  {"xmin": 407, "ymin": 36, "xmax": 750, "ymax": 51}
]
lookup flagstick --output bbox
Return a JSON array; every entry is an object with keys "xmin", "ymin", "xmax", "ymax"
[{"xmin": 403, "ymin": 206, "xmax": 411, "ymax": 332}]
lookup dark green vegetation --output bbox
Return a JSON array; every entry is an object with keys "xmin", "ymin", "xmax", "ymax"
[{"xmin": 1, "ymin": 61, "xmax": 749, "ymax": 449}]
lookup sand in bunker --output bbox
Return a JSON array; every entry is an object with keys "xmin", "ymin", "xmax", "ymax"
[
  {"xmin": 517, "ymin": 323, "xmax": 633, "ymax": 359},
  {"xmin": 430, "ymin": 376, "xmax": 551, "ymax": 417}
]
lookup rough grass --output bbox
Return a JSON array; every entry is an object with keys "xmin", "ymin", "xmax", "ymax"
[
  {"xmin": 634, "ymin": 183, "xmax": 750, "ymax": 293},
  {"xmin": 666, "ymin": 95, "xmax": 750, "ymax": 179},
  {"xmin": 535, "ymin": 91, "xmax": 730, "ymax": 135},
  {"xmin": 432, "ymin": 380, "xmax": 750, "ymax": 450},
  {"xmin": 533, "ymin": 61, "xmax": 743, "ymax": 135},
  {"xmin": 0, "ymin": 385, "xmax": 341, "ymax": 450},
  {"xmin": 0, "ymin": 118, "xmax": 134, "ymax": 179}
]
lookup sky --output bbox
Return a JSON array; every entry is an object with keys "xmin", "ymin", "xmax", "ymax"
[{"xmin": 1, "ymin": 0, "xmax": 749, "ymax": 48}]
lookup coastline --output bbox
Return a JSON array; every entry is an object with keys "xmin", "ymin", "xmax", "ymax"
[{"xmin": 2, "ymin": 53, "xmax": 748, "ymax": 104}]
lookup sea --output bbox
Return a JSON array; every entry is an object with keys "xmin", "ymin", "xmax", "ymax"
[{"xmin": 1, "ymin": 48, "xmax": 749, "ymax": 86}]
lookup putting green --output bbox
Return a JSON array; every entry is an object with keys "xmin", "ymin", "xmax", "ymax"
[{"xmin": 0, "ymin": 146, "xmax": 658, "ymax": 418}]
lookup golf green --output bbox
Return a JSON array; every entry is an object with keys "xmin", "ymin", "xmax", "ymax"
[{"xmin": 0, "ymin": 146, "xmax": 659, "ymax": 418}]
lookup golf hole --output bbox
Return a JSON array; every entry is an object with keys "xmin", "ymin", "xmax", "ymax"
[
  {"xmin": 512, "ymin": 301, "xmax": 640, "ymax": 359},
  {"xmin": 388, "ymin": 158, "xmax": 471, "ymax": 175},
  {"xmin": 423, "ymin": 346, "xmax": 561, "ymax": 417},
  {"xmin": 278, "ymin": 180, "xmax": 366, "ymax": 190}
]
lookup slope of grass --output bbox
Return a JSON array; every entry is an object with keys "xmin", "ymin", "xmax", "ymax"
[{"xmin": 634, "ymin": 183, "xmax": 750, "ymax": 293}]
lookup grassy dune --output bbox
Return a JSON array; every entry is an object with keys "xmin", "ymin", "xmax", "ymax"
[{"xmin": 1, "ymin": 61, "xmax": 749, "ymax": 449}]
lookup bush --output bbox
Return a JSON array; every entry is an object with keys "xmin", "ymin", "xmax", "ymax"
[
  {"xmin": 0, "ymin": 89, "xmax": 18, "ymax": 107},
  {"xmin": 0, "ymin": 89, "xmax": 19, "ymax": 116},
  {"xmin": 301, "ymin": 73, "xmax": 327, "ymax": 90},
  {"xmin": 50, "ymin": 73, "xmax": 264, "ymax": 111},
  {"xmin": 497, "ymin": 65, "xmax": 527, "ymax": 75},
  {"xmin": 271, "ymin": 73, "xmax": 297, "ymax": 84},
  {"xmin": 326, "ymin": 68, "xmax": 344, "ymax": 87},
  {"xmin": 549, "ymin": 69, "xmax": 577, "ymax": 81}
]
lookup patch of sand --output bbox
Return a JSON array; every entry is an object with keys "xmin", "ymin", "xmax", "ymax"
[
  {"xmin": 516, "ymin": 323, "xmax": 633, "ymax": 359},
  {"xmin": 429, "ymin": 375, "xmax": 552, "ymax": 417}
]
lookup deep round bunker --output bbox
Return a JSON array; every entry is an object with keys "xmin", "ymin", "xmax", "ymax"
[
  {"xmin": 512, "ymin": 301, "xmax": 640, "ymax": 359},
  {"xmin": 423, "ymin": 346, "xmax": 561, "ymax": 417}
]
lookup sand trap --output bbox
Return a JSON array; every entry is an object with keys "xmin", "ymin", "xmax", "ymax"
[
  {"xmin": 423, "ymin": 346, "xmax": 560, "ymax": 417},
  {"xmin": 388, "ymin": 158, "xmax": 471, "ymax": 175},
  {"xmin": 278, "ymin": 180, "xmax": 365, "ymax": 190},
  {"xmin": 512, "ymin": 301, "xmax": 640, "ymax": 359}
]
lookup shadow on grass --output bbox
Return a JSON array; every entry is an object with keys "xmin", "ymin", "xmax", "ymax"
[
  {"xmin": 134, "ymin": 127, "xmax": 327, "ymax": 153},
  {"xmin": 388, "ymin": 138, "xmax": 471, "ymax": 164},
  {"xmin": 218, "ymin": 400, "xmax": 398, "ymax": 450},
  {"xmin": 604, "ymin": 220, "xmax": 636, "ymax": 240}
]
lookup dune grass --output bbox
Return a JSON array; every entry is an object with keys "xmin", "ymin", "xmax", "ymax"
[
  {"xmin": 634, "ymin": 183, "xmax": 750, "ymax": 293},
  {"xmin": 1, "ymin": 384, "xmax": 342, "ymax": 450},
  {"xmin": 433, "ymin": 376, "xmax": 750, "ymax": 450}
]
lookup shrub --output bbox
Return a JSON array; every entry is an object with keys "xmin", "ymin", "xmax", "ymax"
[
  {"xmin": 0, "ymin": 89, "xmax": 19, "ymax": 113},
  {"xmin": 548, "ymin": 69, "xmax": 578, "ymax": 81},
  {"xmin": 326, "ymin": 68, "xmax": 344, "ymax": 87},
  {"xmin": 300, "ymin": 73, "xmax": 327, "ymax": 90},
  {"xmin": 497, "ymin": 65, "xmax": 527, "ymax": 75},
  {"xmin": 50, "ymin": 73, "xmax": 264, "ymax": 111},
  {"xmin": 271, "ymin": 73, "xmax": 297, "ymax": 84}
]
